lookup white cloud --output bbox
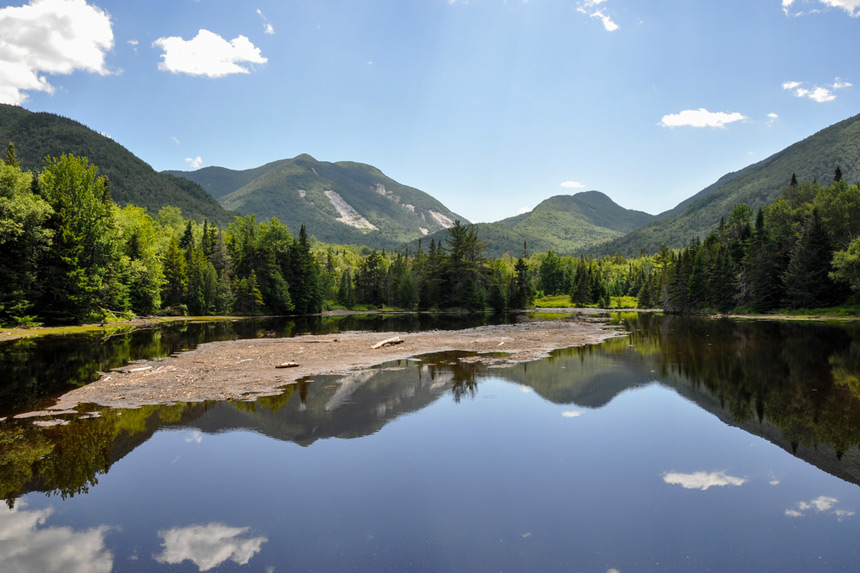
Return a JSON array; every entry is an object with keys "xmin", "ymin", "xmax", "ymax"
[
  {"xmin": 562, "ymin": 410, "xmax": 582, "ymax": 418},
  {"xmin": 171, "ymin": 136, "xmax": 181, "ymax": 145},
  {"xmin": 154, "ymin": 523, "xmax": 267, "ymax": 571},
  {"xmin": 0, "ymin": 0, "xmax": 114, "ymax": 104},
  {"xmin": 832, "ymin": 77, "xmax": 853, "ymax": 89},
  {"xmin": 153, "ymin": 29, "xmax": 267, "ymax": 78},
  {"xmin": 561, "ymin": 181, "xmax": 585, "ymax": 189},
  {"xmin": 783, "ymin": 78, "xmax": 850, "ymax": 102},
  {"xmin": 577, "ymin": 0, "xmax": 619, "ymax": 31},
  {"xmin": 257, "ymin": 9, "xmax": 275, "ymax": 35},
  {"xmin": 659, "ymin": 108, "xmax": 747, "ymax": 128},
  {"xmin": 0, "ymin": 503, "xmax": 114, "ymax": 572},
  {"xmin": 784, "ymin": 0, "xmax": 860, "ymax": 16},
  {"xmin": 185, "ymin": 156, "xmax": 203, "ymax": 169},
  {"xmin": 785, "ymin": 496, "xmax": 854, "ymax": 520},
  {"xmin": 663, "ymin": 471, "xmax": 747, "ymax": 490}
]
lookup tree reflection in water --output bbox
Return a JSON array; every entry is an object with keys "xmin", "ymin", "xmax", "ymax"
[{"xmin": 5, "ymin": 315, "xmax": 860, "ymax": 506}]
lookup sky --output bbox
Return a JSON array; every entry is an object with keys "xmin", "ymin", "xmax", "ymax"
[{"xmin": 0, "ymin": 0, "xmax": 858, "ymax": 223}]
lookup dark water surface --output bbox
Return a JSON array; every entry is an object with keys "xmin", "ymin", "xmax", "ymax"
[
  {"xmin": 0, "ymin": 313, "xmax": 514, "ymax": 417},
  {"xmin": 3, "ymin": 313, "xmax": 860, "ymax": 571}
]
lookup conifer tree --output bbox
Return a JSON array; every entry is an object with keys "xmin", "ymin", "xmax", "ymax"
[{"xmin": 783, "ymin": 209, "xmax": 835, "ymax": 308}]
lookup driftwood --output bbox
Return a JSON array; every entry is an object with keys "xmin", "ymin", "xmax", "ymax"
[
  {"xmin": 371, "ymin": 336, "xmax": 404, "ymax": 349},
  {"xmin": 276, "ymin": 362, "xmax": 300, "ymax": 369}
]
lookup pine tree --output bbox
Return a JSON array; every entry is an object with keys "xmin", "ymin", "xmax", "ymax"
[
  {"xmin": 783, "ymin": 209, "xmax": 836, "ymax": 308},
  {"xmin": 37, "ymin": 154, "xmax": 123, "ymax": 323},
  {"xmin": 3, "ymin": 142, "xmax": 20, "ymax": 168},
  {"xmin": 288, "ymin": 225, "xmax": 322, "ymax": 314}
]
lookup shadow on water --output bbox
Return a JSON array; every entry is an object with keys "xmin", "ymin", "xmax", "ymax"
[
  {"xmin": 6, "ymin": 313, "xmax": 860, "ymax": 506},
  {"xmin": 0, "ymin": 312, "xmax": 517, "ymax": 417}
]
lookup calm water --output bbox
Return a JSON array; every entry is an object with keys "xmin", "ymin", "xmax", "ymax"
[{"xmin": 2, "ymin": 313, "xmax": 860, "ymax": 571}]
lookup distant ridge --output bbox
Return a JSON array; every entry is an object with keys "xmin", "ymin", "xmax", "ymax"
[
  {"xmin": 0, "ymin": 104, "xmax": 233, "ymax": 224},
  {"xmin": 168, "ymin": 154, "xmax": 466, "ymax": 249},
  {"xmin": 593, "ymin": 113, "xmax": 860, "ymax": 256},
  {"xmin": 412, "ymin": 191, "xmax": 655, "ymax": 258}
]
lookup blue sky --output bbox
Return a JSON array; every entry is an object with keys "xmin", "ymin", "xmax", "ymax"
[{"xmin": 1, "ymin": 0, "xmax": 858, "ymax": 222}]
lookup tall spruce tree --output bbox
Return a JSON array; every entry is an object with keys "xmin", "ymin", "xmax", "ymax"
[{"xmin": 782, "ymin": 209, "xmax": 836, "ymax": 308}]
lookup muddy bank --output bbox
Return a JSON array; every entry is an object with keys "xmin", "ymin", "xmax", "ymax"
[{"xmin": 28, "ymin": 317, "xmax": 622, "ymax": 414}]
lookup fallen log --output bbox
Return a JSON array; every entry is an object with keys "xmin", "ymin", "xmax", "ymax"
[
  {"xmin": 371, "ymin": 336, "xmax": 403, "ymax": 349},
  {"xmin": 276, "ymin": 362, "xmax": 300, "ymax": 369}
]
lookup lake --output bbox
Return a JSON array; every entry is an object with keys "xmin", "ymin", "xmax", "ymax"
[{"xmin": 2, "ymin": 313, "xmax": 860, "ymax": 571}]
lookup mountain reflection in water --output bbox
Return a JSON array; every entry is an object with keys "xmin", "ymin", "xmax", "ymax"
[
  {"xmin": 3, "ymin": 314, "xmax": 860, "ymax": 506},
  {"xmin": 3, "ymin": 314, "xmax": 860, "ymax": 571}
]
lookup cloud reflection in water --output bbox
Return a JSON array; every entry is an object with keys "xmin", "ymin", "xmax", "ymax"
[
  {"xmin": 663, "ymin": 471, "xmax": 747, "ymax": 490},
  {"xmin": 153, "ymin": 523, "xmax": 267, "ymax": 571},
  {"xmin": 785, "ymin": 496, "xmax": 855, "ymax": 521},
  {"xmin": 0, "ymin": 502, "xmax": 113, "ymax": 573}
]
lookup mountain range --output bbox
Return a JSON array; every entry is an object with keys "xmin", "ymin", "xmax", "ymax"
[
  {"xmin": 4, "ymin": 101, "xmax": 858, "ymax": 257},
  {"xmin": 167, "ymin": 155, "xmax": 466, "ymax": 250},
  {"xmin": 0, "ymin": 104, "xmax": 233, "ymax": 224},
  {"xmin": 411, "ymin": 191, "xmax": 654, "ymax": 258}
]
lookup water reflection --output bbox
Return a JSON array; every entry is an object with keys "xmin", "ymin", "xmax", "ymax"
[
  {"xmin": 154, "ymin": 523, "xmax": 267, "ymax": 571},
  {"xmin": 662, "ymin": 471, "xmax": 747, "ymax": 491},
  {"xmin": 785, "ymin": 496, "xmax": 855, "ymax": 521},
  {"xmin": 0, "ymin": 313, "xmax": 515, "ymax": 417},
  {"xmin": 0, "ymin": 502, "xmax": 113, "ymax": 572},
  {"xmin": 4, "ymin": 314, "xmax": 860, "ymax": 507}
]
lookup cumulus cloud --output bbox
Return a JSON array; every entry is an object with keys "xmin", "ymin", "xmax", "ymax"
[
  {"xmin": 562, "ymin": 411, "xmax": 582, "ymax": 418},
  {"xmin": 561, "ymin": 181, "xmax": 586, "ymax": 189},
  {"xmin": 0, "ymin": 503, "xmax": 113, "ymax": 572},
  {"xmin": 577, "ymin": 0, "xmax": 619, "ymax": 31},
  {"xmin": 517, "ymin": 207, "xmax": 532, "ymax": 215},
  {"xmin": 783, "ymin": 0, "xmax": 860, "ymax": 16},
  {"xmin": 153, "ymin": 29, "xmax": 267, "ymax": 78},
  {"xmin": 154, "ymin": 523, "xmax": 267, "ymax": 571},
  {"xmin": 783, "ymin": 78, "xmax": 851, "ymax": 102},
  {"xmin": 185, "ymin": 156, "xmax": 203, "ymax": 169},
  {"xmin": 0, "ymin": 0, "xmax": 114, "ymax": 104},
  {"xmin": 659, "ymin": 108, "xmax": 747, "ymax": 128},
  {"xmin": 663, "ymin": 471, "xmax": 747, "ymax": 490},
  {"xmin": 785, "ymin": 496, "xmax": 855, "ymax": 520}
]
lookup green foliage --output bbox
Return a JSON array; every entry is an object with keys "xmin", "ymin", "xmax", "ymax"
[
  {"xmin": 0, "ymin": 160, "xmax": 52, "ymax": 325},
  {"xmin": 0, "ymin": 104, "xmax": 231, "ymax": 224},
  {"xmin": 37, "ymin": 154, "xmax": 124, "ymax": 324},
  {"xmin": 657, "ymin": 178, "xmax": 858, "ymax": 314}
]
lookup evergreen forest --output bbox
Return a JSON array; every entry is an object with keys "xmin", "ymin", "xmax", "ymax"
[{"xmin": 2, "ymin": 143, "xmax": 860, "ymax": 327}]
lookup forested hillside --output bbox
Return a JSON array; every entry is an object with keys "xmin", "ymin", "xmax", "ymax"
[
  {"xmin": 594, "ymin": 113, "xmax": 860, "ymax": 256},
  {"xmin": 0, "ymin": 104, "xmax": 232, "ymax": 224},
  {"xmin": 414, "ymin": 191, "xmax": 654, "ymax": 258},
  {"xmin": 168, "ymin": 154, "xmax": 465, "ymax": 250}
]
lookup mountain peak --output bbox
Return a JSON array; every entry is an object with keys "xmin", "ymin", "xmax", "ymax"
[{"xmin": 169, "ymin": 155, "xmax": 466, "ymax": 249}]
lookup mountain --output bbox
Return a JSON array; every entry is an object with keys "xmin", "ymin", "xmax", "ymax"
[
  {"xmin": 411, "ymin": 191, "xmax": 655, "ymax": 258},
  {"xmin": 593, "ymin": 113, "xmax": 860, "ymax": 256},
  {"xmin": 167, "ymin": 155, "xmax": 466, "ymax": 249},
  {"xmin": 0, "ymin": 104, "xmax": 233, "ymax": 224}
]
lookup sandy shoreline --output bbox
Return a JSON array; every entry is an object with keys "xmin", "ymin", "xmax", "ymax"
[{"xmin": 25, "ymin": 317, "xmax": 623, "ymax": 415}]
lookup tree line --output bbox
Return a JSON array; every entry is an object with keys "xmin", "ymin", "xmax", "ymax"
[
  {"xmin": 3, "ymin": 144, "xmax": 857, "ymax": 326},
  {"xmin": 0, "ymin": 147, "xmax": 538, "ymax": 326},
  {"xmin": 651, "ymin": 170, "xmax": 860, "ymax": 313}
]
